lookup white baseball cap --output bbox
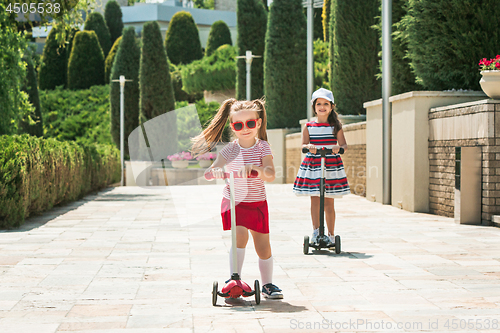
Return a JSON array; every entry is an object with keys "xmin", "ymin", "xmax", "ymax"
[{"xmin": 311, "ymin": 88, "xmax": 334, "ymax": 104}]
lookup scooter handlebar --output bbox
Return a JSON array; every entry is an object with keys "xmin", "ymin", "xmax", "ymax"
[
  {"xmin": 204, "ymin": 170, "xmax": 259, "ymax": 181},
  {"xmin": 302, "ymin": 147, "xmax": 344, "ymax": 154}
]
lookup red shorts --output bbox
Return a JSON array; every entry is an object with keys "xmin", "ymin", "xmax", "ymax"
[{"xmin": 221, "ymin": 198, "xmax": 269, "ymax": 234}]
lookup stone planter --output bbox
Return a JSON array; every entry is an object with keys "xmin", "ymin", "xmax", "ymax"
[
  {"xmin": 198, "ymin": 159, "xmax": 213, "ymax": 168},
  {"xmin": 480, "ymin": 71, "xmax": 500, "ymax": 99},
  {"xmin": 171, "ymin": 160, "xmax": 189, "ymax": 169}
]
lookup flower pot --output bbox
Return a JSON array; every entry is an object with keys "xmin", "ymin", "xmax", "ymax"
[
  {"xmin": 198, "ymin": 160, "xmax": 212, "ymax": 168},
  {"xmin": 479, "ymin": 71, "xmax": 500, "ymax": 99},
  {"xmin": 171, "ymin": 160, "xmax": 189, "ymax": 169}
]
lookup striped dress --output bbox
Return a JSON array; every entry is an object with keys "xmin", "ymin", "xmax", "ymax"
[{"xmin": 293, "ymin": 121, "xmax": 350, "ymax": 198}]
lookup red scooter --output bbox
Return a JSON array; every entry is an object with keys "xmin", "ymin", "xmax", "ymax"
[{"xmin": 205, "ymin": 170, "xmax": 260, "ymax": 306}]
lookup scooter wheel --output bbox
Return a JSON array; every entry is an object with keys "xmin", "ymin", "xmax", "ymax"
[
  {"xmin": 212, "ymin": 281, "xmax": 218, "ymax": 306},
  {"xmin": 303, "ymin": 235, "xmax": 309, "ymax": 255},
  {"xmin": 254, "ymin": 280, "xmax": 260, "ymax": 305},
  {"xmin": 335, "ymin": 235, "xmax": 341, "ymax": 254}
]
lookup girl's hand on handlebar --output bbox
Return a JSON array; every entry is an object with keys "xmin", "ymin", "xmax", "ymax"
[
  {"xmin": 210, "ymin": 167, "xmax": 225, "ymax": 179},
  {"xmin": 304, "ymin": 144, "xmax": 317, "ymax": 154},
  {"xmin": 237, "ymin": 165, "xmax": 255, "ymax": 178},
  {"xmin": 331, "ymin": 145, "xmax": 341, "ymax": 154}
]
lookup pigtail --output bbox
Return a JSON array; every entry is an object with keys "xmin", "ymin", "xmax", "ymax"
[
  {"xmin": 253, "ymin": 99, "xmax": 268, "ymax": 142},
  {"xmin": 191, "ymin": 98, "xmax": 236, "ymax": 157}
]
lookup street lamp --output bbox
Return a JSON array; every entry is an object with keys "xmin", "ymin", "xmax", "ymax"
[{"xmin": 236, "ymin": 50, "xmax": 261, "ymax": 101}]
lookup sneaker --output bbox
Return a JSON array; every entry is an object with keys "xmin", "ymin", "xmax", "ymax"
[
  {"xmin": 311, "ymin": 228, "xmax": 319, "ymax": 244},
  {"xmin": 262, "ymin": 283, "xmax": 283, "ymax": 299},
  {"xmin": 328, "ymin": 234, "xmax": 335, "ymax": 244}
]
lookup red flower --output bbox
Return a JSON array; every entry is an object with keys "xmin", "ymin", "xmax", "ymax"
[{"xmin": 496, "ymin": 62, "xmax": 500, "ymax": 69}]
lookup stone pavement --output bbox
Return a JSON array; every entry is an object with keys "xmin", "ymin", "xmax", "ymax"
[{"xmin": 1, "ymin": 184, "xmax": 500, "ymax": 333}]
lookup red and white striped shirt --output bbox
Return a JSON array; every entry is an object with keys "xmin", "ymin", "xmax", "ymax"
[{"xmin": 219, "ymin": 139, "xmax": 273, "ymax": 203}]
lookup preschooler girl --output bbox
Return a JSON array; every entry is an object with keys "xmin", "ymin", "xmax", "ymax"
[
  {"xmin": 191, "ymin": 98, "xmax": 283, "ymax": 299},
  {"xmin": 293, "ymin": 88, "xmax": 351, "ymax": 244}
]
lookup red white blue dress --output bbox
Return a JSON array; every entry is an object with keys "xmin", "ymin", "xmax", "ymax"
[{"xmin": 293, "ymin": 121, "xmax": 350, "ymax": 197}]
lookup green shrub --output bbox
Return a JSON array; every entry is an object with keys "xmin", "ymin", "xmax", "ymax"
[
  {"xmin": 406, "ymin": 0, "xmax": 500, "ymax": 91},
  {"xmin": 40, "ymin": 85, "xmax": 113, "ymax": 146},
  {"xmin": 20, "ymin": 50, "xmax": 43, "ymax": 137},
  {"xmin": 264, "ymin": 0, "xmax": 307, "ymax": 128},
  {"xmin": 236, "ymin": 0, "xmax": 267, "ymax": 100},
  {"xmin": 181, "ymin": 45, "xmax": 236, "ymax": 94},
  {"xmin": 322, "ymin": 0, "xmax": 331, "ymax": 42},
  {"xmin": 206, "ymin": 20, "xmax": 232, "ymax": 56},
  {"xmin": 68, "ymin": 31, "xmax": 105, "ymax": 90},
  {"xmin": 0, "ymin": 134, "xmax": 120, "ymax": 228},
  {"xmin": 165, "ymin": 11, "xmax": 203, "ymax": 65},
  {"xmin": 314, "ymin": 39, "xmax": 329, "ymax": 90},
  {"xmin": 110, "ymin": 27, "xmax": 140, "ymax": 158},
  {"xmin": 330, "ymin": 0, "xmax": 380, "ymax": 115},
  {"xmin": 84, "ymin": 12, "xmax": 112, "ymax": 58},
  {"xmin": 104, "ymin": 0, "xmax": 124, "ymax": 45},
  {"xmin": 170, "ymin": 63, "xmax": 203, "ymax": 102},
  {"xmin": 39, "ymin": 25, "xmax": 67, "ymax": 90},
  {"xmin": 105, "ymin": 36, "xmax": 122, "ymax": 84}
]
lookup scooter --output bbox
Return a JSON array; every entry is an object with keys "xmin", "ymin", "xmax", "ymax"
[
  {"xmin": 206, "ymin": 170, "xmax": 260, "ymax": 306},
  {"xmin": 302, "ymin": 146, "xmax": 344, "ymax": 255}
]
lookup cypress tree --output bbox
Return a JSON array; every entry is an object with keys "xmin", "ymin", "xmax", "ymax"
[
  {"xmin": 105, "ymin": 36, "xmax": 122, "ymax": 84},
  {"xmin": 39, "ymin": 25, "xmax": 66, "ymax": 90},
  {"xmin": 407, "ymin": 0, "xmax": 500, "ymax": 91},
  {"xmin": 264, "ymin": 0, "xmax": 307, "ymax": 128},
  {"xmin": 322, "ymin": 0, "xmax": 331, "ymax": 42},
  {"xmin": 104, "ymin": 0, "xmax": 124, "ymax": 46},
  {"xmin": 165, "ymin": 11, "xmax": 203, "ymax": 65},
  {"xmin": 236, "ymin": 0, "xmax": 267, "ymax": 100},
  {"xmin": 20, "ymin": 52, "xmax": 43, "ymax": 137},
  {"xmin": 206, "ymin": 20, "xmax": 232, "ymax": 57},
  {"xmin": 68, "ymin": 31, "xmax": 105, "ymax": 90},
  {"xmin": 110, "ymin": 27, "xmax": 140, "ymax": 158},
  {"xmin": 330, "ymin": 0, "xmax": 380, "ymax": 115},
  {"xmin": 84, "ymin": 12, "xmax": 112, "ymax": 58}
]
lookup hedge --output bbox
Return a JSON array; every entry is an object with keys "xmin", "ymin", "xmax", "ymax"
[
  {"xmin": 104, "ymin": 0, "xmax": 124, "ymax": 46},
  {"xmin": 84, "ymin": 12, "xmax": 112, "ymax": 58},
  {"xmin": 165, "ymin": 11, "xmax": 203, "ymax": 65},
  {"xmin": 205, "ymin": 20, "xmax": 232, "ymax": 57},
  {"xmin": 68, "ymin": 31, "xmax": 105, "ymax": 90},
  {"xmin": 0, "ymin": 134, "xmax": 120, "ymax": 228},
  {"xmin": 38, "ymin": 25, "xmax": 67, "ymax": 90},
  {"xmin": 105, "ymin": 36, "xmax": 122, "ymax": 84},
  {"xmin": 20, "ymin": 50, "xmax": 43, "ymax": 137},
  {"xmin": 170, "ymin": 63, "xmax": 203, "ymax": 102},
  {"xmin": 181, "ymin": 44, "xmax": 236, "ymax": 94}
]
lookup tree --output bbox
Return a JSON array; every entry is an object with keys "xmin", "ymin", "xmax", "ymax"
[
  {"xmin": 264, "ymin": 0, "xmax": 307, "ymax": 128},
  {"xmin": 110, "ymin": 27, "xmax": 140, "ymax": 158},
  {"xmin": 330, "ymin": 0, "xmax": 380, "ymax": 115},
  {"xmin": 20, "ymin": 48, "xmax": 43, "ymax": 137},
  {"xmin": 68, "ymin": 31, "xmax": 105, "ymax": 90},
  {"xmin": 205, "ymin": 20, "xmax": 232, "ymax": 56},
  {"xmin": 105, "ymin": 36, "xmax": 122, "ymax": 84},
  {"xmin": 236, "ymin": 0, "xmax": 267, "ymax": 100},
  {"xmin": 322, "ymin": 0, "xmax": 331, "ymax": 42},
  {"xmin": 84, "ymin": 12, "xmax": 112, "ymax": 58},
  {"xmin": 165, "ymin": 11, "xmax": 203, "ymax": 65},
  {"xmin": 39, "ymin": 25, "xmax": 67, "ymax": 90},
  {"xmin": 406, "ymin": 0, "xmax": 500, "ymax": 91},
  {"xmin": 105, "ymin": 0, "xmax": 124, "ymax": 46}
]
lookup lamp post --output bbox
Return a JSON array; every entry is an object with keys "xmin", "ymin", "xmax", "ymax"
[
  {"xmin": 382, "ymin": 0, "xmax": 392, "ymax": 205},
  {"xmin": 236, "ymin": 50, "xmax": 261, "ymax": 101},
  {"xmin": 111, "ymin": 75, "xmax": 133, "ymax": 186}
]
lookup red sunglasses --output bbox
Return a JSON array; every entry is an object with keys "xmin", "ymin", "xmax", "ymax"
[{"xmin": 230, "ymin": 119, "xmax": 259, "ymax": 131}]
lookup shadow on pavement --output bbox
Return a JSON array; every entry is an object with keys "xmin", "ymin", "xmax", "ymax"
[{"xmin": 309, "ymin": 250, "xmax": 373, "ymax": 259}]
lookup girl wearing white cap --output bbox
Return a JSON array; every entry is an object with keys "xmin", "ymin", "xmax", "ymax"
[{"xmin": 293, "ymin": 88, "xmax": 351, "ymax": 244}]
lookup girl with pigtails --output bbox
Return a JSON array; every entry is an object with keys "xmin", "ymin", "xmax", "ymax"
[{"xmin": 191, "ymin": 98, "xmax": 283, "ymax": 299}]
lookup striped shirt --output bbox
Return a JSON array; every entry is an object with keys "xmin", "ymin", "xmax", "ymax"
[{"xmin": 219, "ymin": 139, "xmax": 273, "ymax": 203}]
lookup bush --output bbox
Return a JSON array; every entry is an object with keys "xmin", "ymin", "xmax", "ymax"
[
  {"xmin": 110, "ymin": 27, "xmax": 140, "ymax": 157},
  {"xmin": 0, "ymin": 134, "xmax": 120, "ymax": 228},
  {"xmin": 236, "ymin": 0, "xmax": 267, "ymax": 100},
  {"xmin": 330, "ymin": 0, "xmax": 380, "ymax": 115},
  {"xmin": 68, "ymin": 31, "xmax": 105, "ymax": 90},
  {"xmin": 105, "ymin": 36, "xmax": 122, "ymax": 84},
  {"xmin": 264, "ymin": 0, "xmax": 307, "ymax": 128},
  {"xmin": 40, "ymin": 85, "xmax": 113, "ymax": 146},
  {"xmin": 20, "ymin": 50, "xmax": 43, "ymax": 137},
  {"xmin": 84, "ymin": 12, "xmax": 112, "ymax": 58},
  {"xmin": 322, "ymin": 0, "xmax": 331, "ymax": 42},
  {"xmin": 181, "ymin": 45, "xmax": 236, "ymax": 94},
  {"xmin": 165, "ymin": 11, "xmax": 203, "ymax": 65},
  {"xmin": 406, "ymin": 0, "xmax": 500, "ymax": 91},
  {"xmin": 314, "ymin": 39, "xmax": 329, "ymax": 90},
  {"xmin": 170, "ymin": 63, "xmax": 203, "ymax": 102},
  {"xmin": 39, "ymin": 25, "xmax": 67, "ymax": 90},
  {"xmin": 206, "ymin": 20, "xmax": 232, "ymax": 56},
  {"xmin": 104, "ymin": 0, "xmax": 124, "ymax": 45}
]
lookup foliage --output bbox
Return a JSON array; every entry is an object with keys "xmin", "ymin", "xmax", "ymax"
[
  {"xmin": 104, "ymin": 0, "xmax": 124, "ymax": 46},
  {"xmin": 330, "ymin": 0, "xmax": 380, "ymax": 115},
  {"xmin": 84, "ymin": 11, "xmax": 112, "ymax": 58},
  {"xmin": 38, "ymin": 25, "xmax": 67, "ymax": 90},
  {"xmin": 479, "ymin": 55, "xmax": 500, "ymax": 71},
  {"xmin": 20, "ymin": 48, "xmax": 43, "ymax": 137},
  {"xmin": 314, "ymin": 39, "xmax": 330, "ymax": 90},
  {"xmin": 105, "ymin": 36, "xmax": 122, "ymax": 84},
  {"xmin": 40, "ymin": 85, "xmax": 113, "ymax": 146},
  {"xmin": 110, "ymin": 27, "xmax": 140, "ymax": 157},
  {"xmin": 264, "ymin": 0, "xmax": 307, "ymax": 128},
  {"xmin": 206, "ymin": 20, "xmax": 233, "ymax": 56},
  {"xmin": 68, "ymin": 31, "xmax": 105, "ymax": 90},
  {"xmin": 236, "ymin": 0, "xmax": 267, "ymax": 100},
  {"xmin": 170, "ymin": 63, "xmax": 203, "ymax": 102},
  {"xmin": 322, "ymin": 0, "xmax": 331, "ymax": 42},
  {"xmin": 165, "ymin": 11, "xmax": 203, "ymax": 65},
  {"xmin": 303, "ymin": 7, "xmax": 323, "ymax": 41},
  {"xmin": 193, "ymin": 0, "xmax": 214, "ymax": 9},
  {"xmin": 0, "ymin": 134, "xmax": 120, "ymax": 228},
  {"xmin": 181, "ymin": 45, "xmax": 236, "ymax": 94},
  {"xmin": 0, "ymin": 2, "xmax": 31, "ymax": 136},
  {"xmin": 406, "ymin": 0, "xmax": 500, "ymax": 91}
]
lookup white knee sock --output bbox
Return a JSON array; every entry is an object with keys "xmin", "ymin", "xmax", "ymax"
[
  {"xmin": 259, "ymin": 256, "xmax": 273, "ymax": 286},
  {"xmin": 229, "ymin": 247, "xmax": 245, "ymax": 277}
]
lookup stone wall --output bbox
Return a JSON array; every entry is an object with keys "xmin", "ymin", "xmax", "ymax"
[{"xmin": 429, "ymin": 99, "xmax": 500, "ymax": 225}]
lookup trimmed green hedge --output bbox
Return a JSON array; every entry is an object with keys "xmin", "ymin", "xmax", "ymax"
[
  {"xmin": 165, "ymin": 11, "xmax": 203, "ymax": 65},
  {"xmin": 84, "ymin": 12, "xmax": 112, "ymax": 58},
  {"xmin": 205, "ymin": 20, "xmax": 232, "ymax": 57},
  {"xmin": 68, "ymin": 31, "xmax": 105, "ymax": 90},
  {"xmin": 0, "ymin": 134, "xmax": 120, "ymax": 228},
  {"xmin": 181, "ymin": 44, "xmax": 236, "ymax": 94}
]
